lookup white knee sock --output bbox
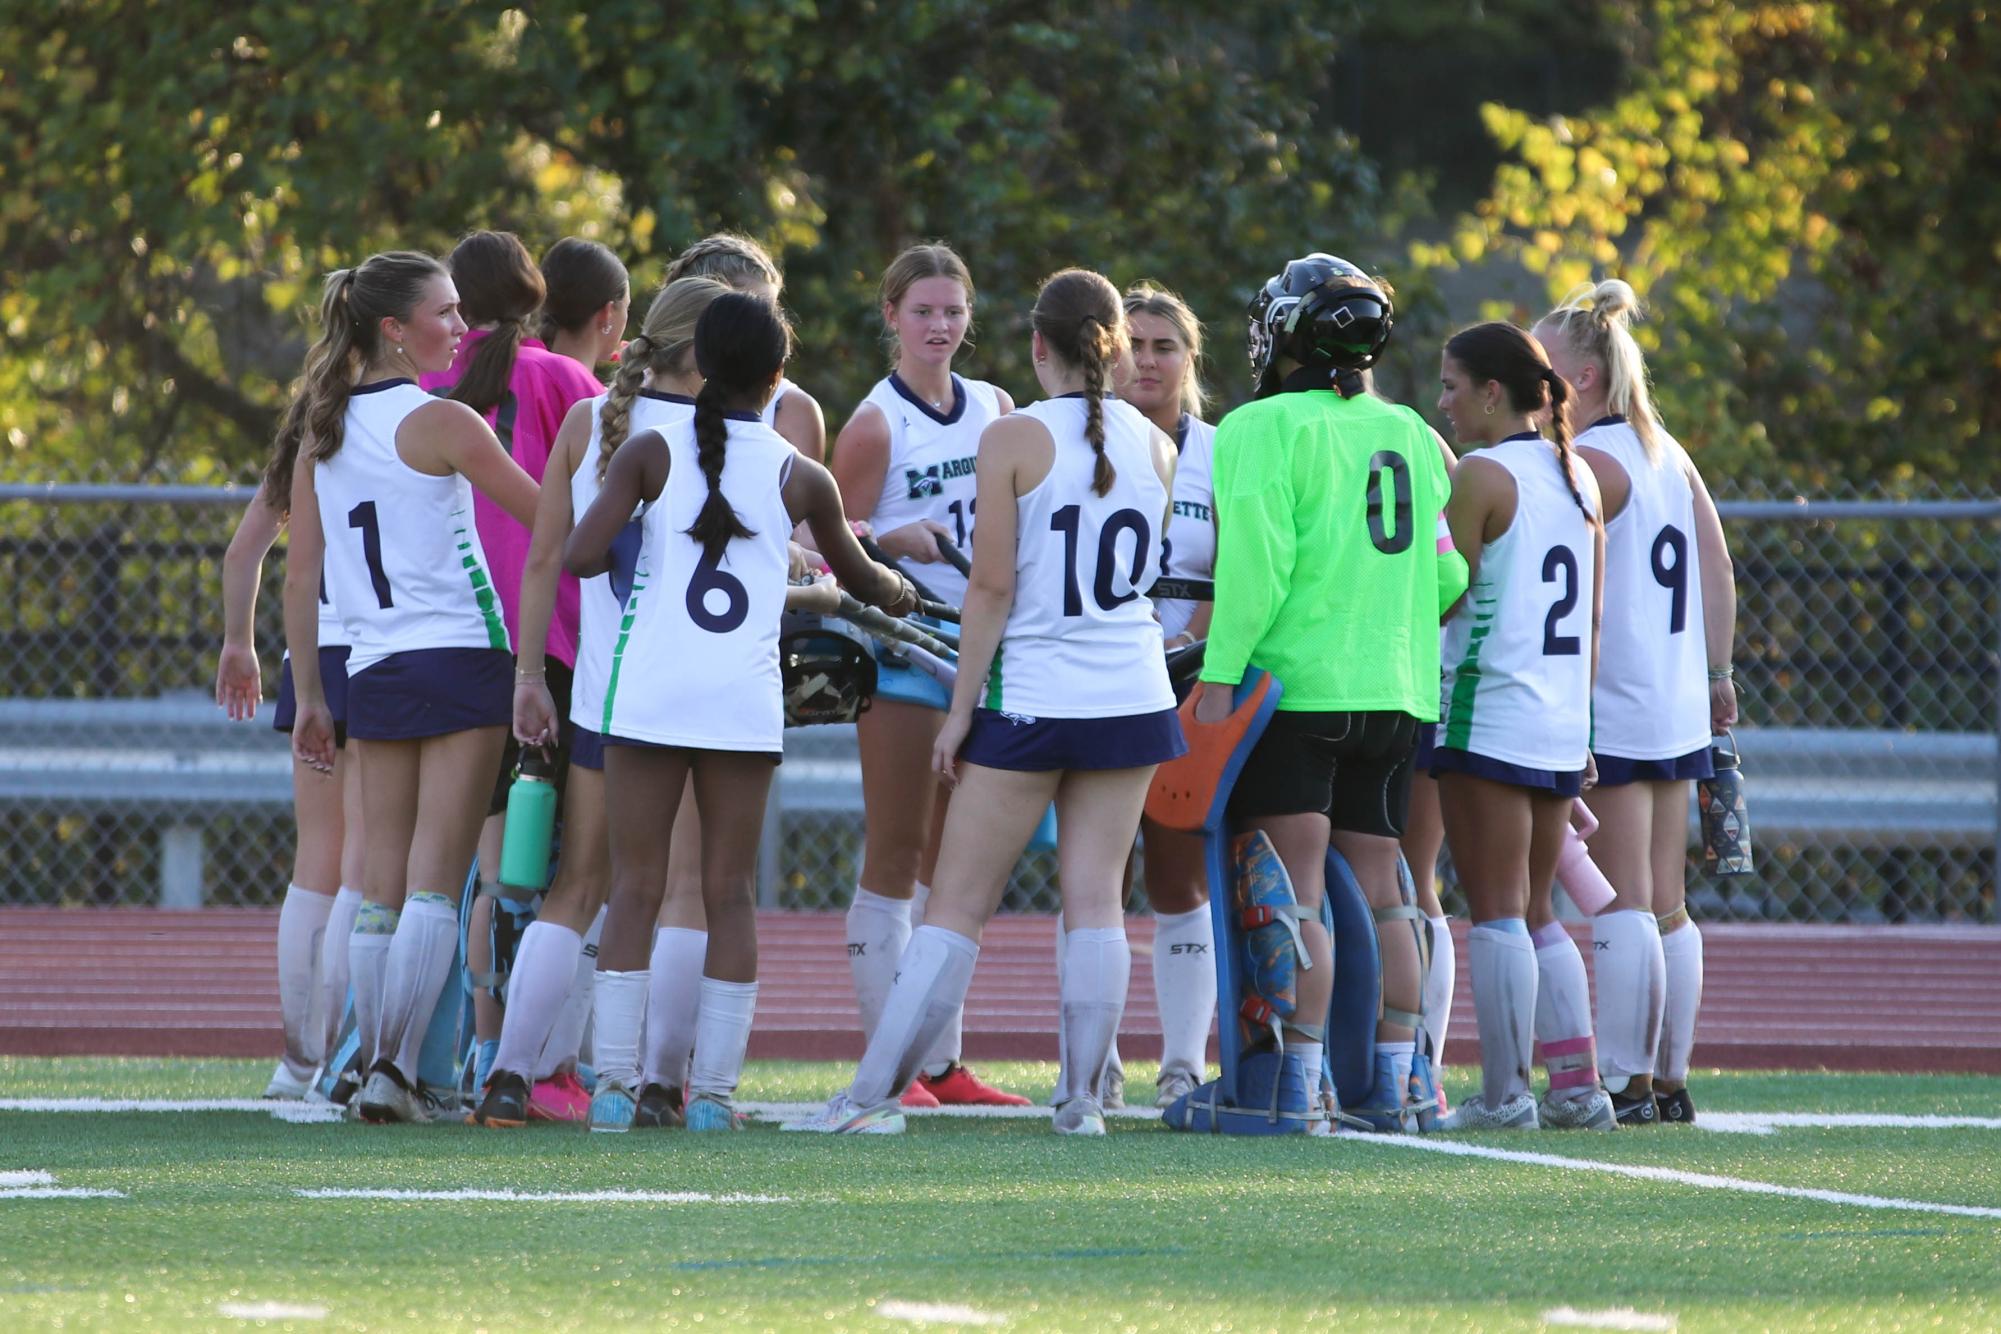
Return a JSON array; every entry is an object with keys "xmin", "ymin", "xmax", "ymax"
[
  {"xmin": 688, "ymin": 977, "xmax": 758, "ymax": 1101},
  {"xmin": 276, "ymin": 884, "xmax": 336, "ymax": 1077},
  {"xmin": 844, "ymin": 888, "xmax": 911, "ymax": 1043},
  {"xmin": 492, "ymin": 921, "xmax": 581, "ymax": 1081},
  {"xmin": 850, "ymin": 925, "xmax": 978, "ymax": 1108},
  {"xmin": 1467, "ymin": 921, "xmax": 1536, "ymax": 1107},
  {"xmin": 378, "ymin": 893, "xmax": 460, "ymax": 1084},
  {"xmin": 1152, "ymin": 907, "xmax": 1216, "ymax": 1080},
  {"xmin": 1658, "ymin": 920, "xmax": 1704, "ymax": 1083},
  {"xmin": 1531, "ymin": 921, "xmax": 1597, "ymax": 1102},
  {"xmin": 317, "ymin": 887, "xmax": 363, "ymax": 1064},
  {"xmin": 643, "ymin": 927, "xmax": 708, "ymax": 1090},
  {"xmin": 1592, "ymin": 909, "xmax": 1665, "ymax": 1091},
  {"xmin": 348, "ymin": 903, "xmax": 398, "ymax": 1071},
  {"xmin": 1056, "ymin": 927, "xmax": 1131, "ymax": 1106},
  {"xmin": 591, "ymin": 968, "xmax": 648, "ymax": 1089},
  {"xmin": 908, "ymin": 882, "xmax": 966, "ymax": 1078},
  {"xmin": 534, "ymin": 912, "xmax": 601, "ymax": 1081},
  {"xmin": 1421, "ymin": 914, "xmax": 1455, "ymax": 1063}
]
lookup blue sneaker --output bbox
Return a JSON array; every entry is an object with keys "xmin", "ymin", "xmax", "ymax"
[
  {"xmin": 684, "ymin": 1093, "xmax": 742, "ymax": 1132},
  {"xmin": 588, "ymin": 1079, "xmax": 637, "ymax": 1133},
  {"xmin": 1348, "ymin": 1049, "xmax": 1418, "ymax": 1133}
]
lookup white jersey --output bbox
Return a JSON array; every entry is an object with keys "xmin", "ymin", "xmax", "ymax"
[
  {"xmin": 1438, "ymin": 434, "xmax": 1596, "ymax": 771},
  {"xmin": 570, "ymin": 387, "xmax": 697, "ymax": 735},
  {"xmin": 861, "ymin": 372, "xmax": 1006, "ymax": 608},
  {"xmin": 1584, "ymin": 416, "xmax": 1711, "ymax": 760},
  {"xmin": 314, "ymin": 380, "xmax": 509, "ymax": 675},
  {"xmin": 599, "ymin": 414, "xmax": 795, "ymax": 752},
  {"xmin": 985, "ymin": 396, "xmax": 1175, "ymax": 720},
  {"xmin": 760, "ymin": 376, "xmax": 801, "ymax": 430},
  {"xmin": 1156, "ymin": 414, "xmax": 1216, "ymax": 642}
]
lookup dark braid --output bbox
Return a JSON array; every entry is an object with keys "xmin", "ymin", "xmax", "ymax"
[
  {"xmin": 445, "ymin": 232, "xmax": 544, "ymax": 416},
  {"xmin": 1541, "ymin": 366, "xmax": 1592, "ymax": 521},
  {"xmin": 1031, "ymin": 270, "xmax": 1125, "ymax": 497},
  {"xmin": 684, "ymin": 291, "xmax": 792, "ymax": 558}
]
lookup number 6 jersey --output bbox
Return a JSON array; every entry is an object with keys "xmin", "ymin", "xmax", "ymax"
[
  {"xmin": 1581, "ymin": 416, "xmax": 1710, "ymax": 761},
  {"xmin": 1439, "ymin": 433, "xmax": 1597, "ymax": 771},
  {"xmin": 599, "ymin": 414, "xmax": 795, "ymax": 753},
  {"xmin": 314, "ymin": 379, "xmax": 510, "ymax": 675}
]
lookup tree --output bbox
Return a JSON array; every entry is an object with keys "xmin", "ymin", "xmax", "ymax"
[{"xmin": 1431, "ymin": 0, "xmax": 2001, "ymax": 490}]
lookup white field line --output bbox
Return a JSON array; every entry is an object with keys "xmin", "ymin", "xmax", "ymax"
[
  {"xmin": 0, "ymin": 1168, "xmax": 125, "ymax": 1200},
  {"xmin": 877, "ymin": 1298, "xmax": 1008, "ymax": 1326},
  {"xmin": 1698, "ymin": 1112, "xmax": 2001, "ymax": 1136},
  {"xmin": 295, "ymin": 1187, "xmax": 789, "ymax": 1203},
  {"xmin": 0, "ymin": 1097, "xmax": 343, "ymax": 1122},
  {"xmin": 739, "ymin": 1101, "xmax": 1159, "ymax": 1122},
  {"xmin": 1541, "ymin": 1307, "xmax": 1676, "ymax": 1331},
  {"xmin": 218, "ymin": 1301, "xmax": 328, "ymax": 1321},
  {"xmin": 1355, "ymin": 1134, "xmax": 2001, "ymax": 1220},
  {"xmin": 0, "ymin": 1171, "xmax": 53, "ymax": 1186}
]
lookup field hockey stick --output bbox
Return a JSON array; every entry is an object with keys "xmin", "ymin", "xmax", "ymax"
[
  {"xmin": 933, "ymin": 536, "xmax": 973, "ymax": 578},
  {"xmin": 1165, "ymin": 638, "xmax": 1207, "ymax": 689},
  {"xmin": 859, "ymin": 535, "xmax": 945, "ymax": 606},
  {"xmin": 916, "ymin": 598, "xmax": 961, "ymax": 623},
  {"xmin": 900, "ymin": 642, "xmax": 958, "ymax": 688},
  {"xmin": 836, "ymin": 595, "xmax": 958, "ymax": 659},
  {"xmin": 1148, "ymin": 576, "xmax": 1215, "ymax": 603}
]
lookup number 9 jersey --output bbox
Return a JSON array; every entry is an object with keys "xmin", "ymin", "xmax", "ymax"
[
  {"xmin": 599, "ymin": 414, "xmax": 796, "ymax": 753},
  {"xmin": 985, "ymin": 395, "xmax": 1175, "ymax": 720},
  {"xmin": 314, "ymin": 379, "xmax": 511, "ymax": 675}
]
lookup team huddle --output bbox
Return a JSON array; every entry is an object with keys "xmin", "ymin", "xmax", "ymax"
[{"xmin": 215, "ymin": 228, "xmax": 1737, "ymax": 1137}]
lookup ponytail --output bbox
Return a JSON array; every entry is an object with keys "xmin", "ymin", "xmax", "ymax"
[
  {"xmin": 598, "ymin": 275, "xmax": 732, "ymax": 482},
  {"xmin": 1541, "ymin": 366, "xmax": 1592, "ymax": 522},
  {"xmin": 1537, "ymin": 278, "xmax": 1663, "ymax": 463},
  {"xmin": 682, "ymin": 290, "xmax": 792, "ymax": 559},
  {"xmin": 1078, "ymin": 315, "xmax": 1116, "ymax": 497},
  {"xmin": 687, "ymin": 381, "xmax": 756, "ymax": 559},
  {"xmin": 1031, "ymin": 269, "xmax": 1126, "ymax": 497},
  {"xmin": 444, "ymin": 231, "xmax": 545, "ymax": 416},
  {"xmin": 1446, "ymin": 320, "xmax": 1593, "ymax": 524},
  {"xmin": 284, "ymin": 253, "xmax": 447, "ymax": 474}
]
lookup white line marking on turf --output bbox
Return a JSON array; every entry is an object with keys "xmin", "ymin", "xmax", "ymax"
[
  {"xmin": 1542, "ymin": 1308, "xmax": 1676, "ymax": 1331},
  {"xmin": 295, "ymin": 1188, "xmax": 789, "ymax": 1204},
  {"xmin": 1359, "ymin": 1135, "xmax": 2001, "ymax": 1219},
  {"xmin": 218, "ymin": 1301, "xmax": 328, "ymax": 1321},
  {"xmin": 0, "ymin": 1171, "xmax": 53, "ymax": 1186},
  {"xmin": 0, "ymin": 1097, "xmax": 344, "ymax": 1122},
  {"xmin": 876, "ymin": 1299, "xmax": 1007, "ymax": 1326},
  {"xmin": 1697, "ymin": 1112, "xmax": 2001, "ymax": 1136},
  {"xmin": 0, "ymin": 1169, "xmax": 125, "ymax": 1200},
  {"xmin": 740, "ymin": 1101, "xmax": 1158, "ymax": 1122}
]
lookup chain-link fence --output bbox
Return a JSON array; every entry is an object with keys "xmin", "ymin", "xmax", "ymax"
[{"xmin": 1, "ymin": 485, "xmax": 1994, "ymax": 922}]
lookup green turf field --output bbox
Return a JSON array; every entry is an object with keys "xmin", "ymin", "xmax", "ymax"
[{"xmin": 2, "ymin": 1059, "xmax": 1998, "ymax": 1331}]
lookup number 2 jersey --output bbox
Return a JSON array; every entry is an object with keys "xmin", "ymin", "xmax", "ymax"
[
  {"xmin": 314, "ymin": 379, "xmax": 510, "ymax": 676},
  {"xmin": 1438, "ymin": 434, "xmax": 1597, "ymax": 771},
  {"xmin": 1583, "ymin": 415, "xmax": 1710, "ymax": 761},
  {"xmin": 860, "ymin": 372, "xmax": 1006, "ymax": 608},
  {"xmin": 984, "ymin": 395, "xmax": 1175, "ymax": 720},
  {"xmin": 599, "ymin": 414, "xmax": 795, "ymax": 753}
]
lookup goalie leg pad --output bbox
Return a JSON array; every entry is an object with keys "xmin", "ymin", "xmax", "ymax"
[
  {"xmin": 1231, "ymin": 830, "xmax": 1307, "ymax": 1052},
  {"xmin": 1324, "ymin": 847, "xmax": 1380, "ymax": 1111},
  {"xmin": 1164, "ymin": 1050, "xmax": 1324, "ymax": 1135}
]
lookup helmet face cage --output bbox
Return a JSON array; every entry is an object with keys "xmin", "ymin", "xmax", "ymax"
[
  {"xmin": 1245, "ymin": 253, "xmax": 1394, "ymax": 395},
  {"xmin": 780, "ymin": 619, "xmax": 879, "ymax": 726}
]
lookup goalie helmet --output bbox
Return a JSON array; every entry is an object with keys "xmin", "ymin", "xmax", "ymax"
[
  {"xmin": 1245, "ymin": 253, "xmax": 1394, "ymax": 398},
  {"xmin": 780, "ymin": 614, "xmax": 878, "ymax": 726}
]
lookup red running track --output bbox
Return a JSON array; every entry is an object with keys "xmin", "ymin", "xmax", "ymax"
[{"xmin": 1, "ymin": 909, "xmax": 1997, "ymax": 1073}]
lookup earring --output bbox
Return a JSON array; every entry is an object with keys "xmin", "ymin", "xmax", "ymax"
[
  {"xmin": 1483, "ymin": 402, "xmax": 1494, "ymax": 416},
  {"xmin": 600, "ymin": 323, "xmax": 612, "ymax": 334}
]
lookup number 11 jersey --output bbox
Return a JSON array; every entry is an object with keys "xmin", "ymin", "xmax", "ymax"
[
  {"xmin": 599, "ymin": 415, "xmax": 795, "ymax": 753},
  {"xmin": 314, "ymin": 379, "xmax": 510, "ymax": 676}
]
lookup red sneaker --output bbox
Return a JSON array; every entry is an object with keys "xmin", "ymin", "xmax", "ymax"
[
  {"xmin": 916, "ymin": 1063, "xmax": 1031, "ymax": 1107},
  {"xmin": 900, "ymin": 1079, "xmax": 941, "ymax": 1108},
  {"xmin": 527, "ymin": 1071, "xmax": 592, "ymax": 1123}
]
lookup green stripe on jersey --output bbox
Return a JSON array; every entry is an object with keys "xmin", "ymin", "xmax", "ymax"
[
  {"xmin": 452, "ymin": 510, "xmax": 509, "ymax": 650},
  {"xmin": 984, "ymin": 643, "xmax": 1003, "ymax": 711},
  {"xmin": 1442, "ymin": 596, "xmax": 1497, "ymax": 751},
  {"xmin": 601, "ymin": 580, "xmax": 648, "ymax": 734}
]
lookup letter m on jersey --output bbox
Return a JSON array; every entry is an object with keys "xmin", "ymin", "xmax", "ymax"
[{"xmin": 905, "ymin": 465, "xmax": 943, "ymax": 499}]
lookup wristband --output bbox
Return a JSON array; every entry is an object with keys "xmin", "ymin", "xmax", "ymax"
[
  {"xmin": 516, "ymin": 669, "xmax": 546, "ymax": 684},
  {"xmin": 1707, "ymin": 665, "xmax": 1734, "ymax": 682}
]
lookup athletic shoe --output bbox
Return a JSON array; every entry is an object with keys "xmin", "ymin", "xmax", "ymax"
[
  {"xmin": 684, "ymin": 1094, "xmax": 743, "ymax": 1132},
  {"xmin": 467, "ymin": 1071, "xmax": 530, "ymax": 1128},
  {"xmin": 527, "ymin": 1071, "xmax": 591, "ymax": 1123},
  {"xmin": 780, "ymin": 1092, "xmax": 906, "ymax": 1134},
  {"xmin": 1656, "ymin": 1086, "xmax": 1697, "ymax": 1125},
  {"xmin": 899, "ymin": 1079, "xmax": 941, "ymax": 1109},
  {"xmin": 355, "ymin": 1066, "xmax": 428, "ymax": 1125},
  {"xmin": 588, "ymin": 1079, "xmax": 638, "ymax": 1134},
  {"xmin": 1101, "ymin": 1065, "xmax": 1126, "ymax": 1111},
  {"xmin": 1349, "ymin": 1051, "xmax": 1420, "ymax": 1133},
  {"xmin": 327, "ymin": 1068, "xmax": 362, "ymax": 1107},
  {"xmin": 1612, "ymin": 1087, "xmax": 1661, "ymax": 1127},
  {"xmin": 917, "ymin": 1063, "xmax": 1031, "ymax": 1107},
  {"xmin": 1052, "ymin": 1096, "xmax": 1107, "ymax": 1136},
  {"xmin": 263, "ymin": 1061, "xmax": 314, "ymax": 1102},
  {"xmin": 633, "ymin": 1083, "xmax": 686, "ymax": 1130},
  {"xmin": 1439, "ymin": 1091, "xmax": 1539, "ymax": 1131},
  {"xmin": 1155, "ymin": 1069, "xmax": 1198, "ymax": 1108},
  {"xmin": 1539, "ymin": 1088, "xmax": 1617, "ymax": 1131}
]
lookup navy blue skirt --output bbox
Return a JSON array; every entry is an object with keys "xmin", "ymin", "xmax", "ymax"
[
  {"xmin": 959, "ymin": 707, "xmax": 1187, "ymax": 774},
  {"xmin": 346, "ymin": 648, "xmax": 513, "ymax": 742},
  {"xmin": 1413, "ymin": 721, "xmax": 1438, "ymax": 770},
  {"xmin": 570, "ymin": 726, "xmax": 606, "ymax": 773},
  {"xmin": 1592, "ymin": 746, "xmax": 1715, "ymax": 786},
  {"xmin": 1430, "ymin": 744, "xmax": 1585, "ymax": 798},
  {"xmin": 274, "ymin": 647, "xmax": 352, "ymax": 748}
]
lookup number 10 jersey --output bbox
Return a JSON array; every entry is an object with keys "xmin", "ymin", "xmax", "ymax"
[
  {"xmin": 314, "ymin": 380, "xmax": 510, "ymax": 676},
  {"xmin": 600, "ymin": 415, "xmax": 795, "ymax": 753}
]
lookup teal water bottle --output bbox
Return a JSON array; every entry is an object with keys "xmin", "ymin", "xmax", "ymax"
[{"xmin": 498, "ymin": 748, "xmax": 557, "ymax": 891}]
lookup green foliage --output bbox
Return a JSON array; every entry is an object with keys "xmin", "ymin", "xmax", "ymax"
[
  {"xmin": 2, "ymin": 3, "xmax": 1379, "ymax": 482},
  {"xmin": 1435, "ymin": 0, "xmax": 2001, "ymax": 489}
]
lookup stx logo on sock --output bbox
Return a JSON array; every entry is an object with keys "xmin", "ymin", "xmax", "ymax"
[
  {"xmin": 1168, "ymin": 943, "xmax": 1210, "ymax": 956},
  {"xmin": 1594, "ymin": 941, "xmax": 1609, "ymax": 950},
  {"xmin": 848, "ymin": 943, "xmax": 867, "ymax": 957}
]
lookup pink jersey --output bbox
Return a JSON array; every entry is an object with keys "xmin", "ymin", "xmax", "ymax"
[{"xmin": 421, "ymin": 331, "xmax": 601, "ymax": 668}]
